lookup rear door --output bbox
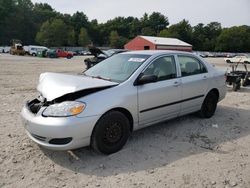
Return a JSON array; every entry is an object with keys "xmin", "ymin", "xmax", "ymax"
[
  {"xmin": 177, "ymin": 55, "xmax": 209, "ymax": 115},
  {"xmin": 137, "ymin": 55, "xmax": 182, "ymax": 126}
]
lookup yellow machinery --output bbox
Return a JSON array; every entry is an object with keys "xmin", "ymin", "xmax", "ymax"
[{"xmin": 9, "ymin": 39, "xmax": 25, "ymax": 55}]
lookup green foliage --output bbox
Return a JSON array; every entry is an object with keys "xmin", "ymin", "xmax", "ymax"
[
  {"xmin": 109, "ymin": 31, "xmax": 128, "ymax": 48},
  {"xmin": 67, "ymin": 28, "xmax": 76, "ymax": 46},
  {"xmin": 36, "ymin": 18, "xmax": 69, "ymax": 46},
  {"xmin": 78, "ymin": 27, "xmax": 91, "ymax": 47},
  {"xmin": 0, "ymin": 0, "xmax": 249, "ymax": 52},
  {"xmin": 158, "ymin": 29, "xmax": 171, "ymax": 37},
  {"xmin": 109, "ymin": 31, "xmax": 119, "ymax": 48},
  {"xmin": 167, "ymin": 19, "xmax": 193, "ymax": 43},
  {"xmin": 148, "ymin": 12, "xmax": 169, "ymax": 34},
  {"xmin": 216, "ymin": 26, "xmax": 250, "ymax": 52},
  {"xmin": 141, "ymin": 27, "xmax": 155, "ymax": 36}
]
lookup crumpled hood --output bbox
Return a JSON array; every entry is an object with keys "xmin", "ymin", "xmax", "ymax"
[{"xmin": 37, "ymin": 72, "xmax": 118, "ymax": 101}]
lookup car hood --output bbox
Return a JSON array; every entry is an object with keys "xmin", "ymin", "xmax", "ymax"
[
  {"xmin": 37, "ymin": 72, "xmax": 118, "ymax": 101},
  {"xmin": 89, "ymin": 47, "xmax": 107, "ymax": 57}
]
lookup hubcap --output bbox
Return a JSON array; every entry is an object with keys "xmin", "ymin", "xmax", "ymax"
[{"xmin": 103, "ymin": 122, "xmax": 123, "ymax": 145}]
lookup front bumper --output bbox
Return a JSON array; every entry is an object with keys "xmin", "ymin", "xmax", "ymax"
[{"xmin": 20, "ymin": 103, "xmax": 100, "ymax": 150}]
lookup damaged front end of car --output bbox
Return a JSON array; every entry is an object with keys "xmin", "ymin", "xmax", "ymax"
[
  {"xmin": 25, "ymin": 72, "xmax": 119, "ymax": 117},
  {"xmin": 27, "ymin": 86, "xmax": 114, "ymax": 117}
]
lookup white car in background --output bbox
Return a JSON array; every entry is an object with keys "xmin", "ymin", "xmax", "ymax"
[
  {"xmin": 0, "ymin": 46, "xmax": 11, "ymax": 53},
  {"xmin": 27, "ymin": 45, "xmax": 48, "ymax": 56},
  {"xmin": 21, "ymin": 50, "xmax": 226, "ymax": 154},
  {"xmin": 224, "ymin": 55, "xmax": 250, "ymax": 64}
]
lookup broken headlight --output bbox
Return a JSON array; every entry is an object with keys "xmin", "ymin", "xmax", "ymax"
[{"xmin": 42, "ymin": 101, "xmax": 85, "ymax": 117}]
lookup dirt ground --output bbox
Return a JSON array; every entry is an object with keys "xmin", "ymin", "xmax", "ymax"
[{"xmin": 0, "ymin": 54, "xmax": 250, "ymax": 188}]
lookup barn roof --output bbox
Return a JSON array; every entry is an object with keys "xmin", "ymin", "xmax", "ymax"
[{"xmin": 140, "ymin": 36, "xmax": 192, "ymax": 47}]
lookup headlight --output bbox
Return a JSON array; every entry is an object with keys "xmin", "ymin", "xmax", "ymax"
[{"xmin": 42, "ymin": 101, "xmax": 85, "ymax": 117}]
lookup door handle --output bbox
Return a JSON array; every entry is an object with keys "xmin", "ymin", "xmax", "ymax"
[
  {"xmin": 173, "ymin": 81, "xmax": 180, "ymax": 87},
  {"xmin": 203, "ymin": 75, "xmax": 207, "ymax": 80}
]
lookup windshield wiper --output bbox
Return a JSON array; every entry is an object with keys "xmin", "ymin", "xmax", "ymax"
[{"xmin": 91, "ymin": 75, "xmax": 111, "ymax": 81}]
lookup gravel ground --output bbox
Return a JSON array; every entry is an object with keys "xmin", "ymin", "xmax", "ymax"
[{"xmin": 0, "ymin": 54, "xmax": 250, "ymax": 188}]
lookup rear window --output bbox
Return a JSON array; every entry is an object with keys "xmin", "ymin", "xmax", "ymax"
[{"xmin": 178, "ymin": 55, "xmax": 207, "ymax": 77}]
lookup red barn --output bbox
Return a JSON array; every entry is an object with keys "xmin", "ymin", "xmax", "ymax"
[{"xmin": 124, "ymin": 36, "xmax": 192, "ymax": 52}]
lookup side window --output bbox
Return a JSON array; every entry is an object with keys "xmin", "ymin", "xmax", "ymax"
[
  {"xmin": 178, "ymin": 55, "xmax": 207, "ymax": 77},
  {"xmin": 143, "ymin": 56, "xmax": 177, "ymax": 81}
]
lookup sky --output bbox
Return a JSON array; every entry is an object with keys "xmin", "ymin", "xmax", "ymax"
[{"xmin": 31, "ymin": 0, "xmax": 250, "ymax": 27}]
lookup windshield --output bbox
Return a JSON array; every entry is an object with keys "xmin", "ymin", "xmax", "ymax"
[{"xmin": 84, "ymin": 54, "xmax": 150, "ymax": 83}]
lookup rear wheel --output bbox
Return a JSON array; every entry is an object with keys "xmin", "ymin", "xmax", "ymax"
[
  {"xmin": 199, "ymin": 91, "xmax": 218, "ymax": 118},
  {"xmin": 91, "ymin": 111, "xmax": 130, "ymax": 154}
]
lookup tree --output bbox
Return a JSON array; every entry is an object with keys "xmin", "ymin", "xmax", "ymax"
[
  {"xmin": 109, "ymin": 31, "xmax": 120, "ymax": 48},
  {"xmin": 109, "ymin": 31, "xmax": 128, "ymax": 48},
  {"xmin": 36, "ymin": 18, "xmax": 69, "ymax": 46},
  {"xmin": 0, "ymin": 0, "xmax": 16, "ymax": 44},
  {"xmin": 192, "ymin": 23, "xmax": 207, "ymax": 50},
  {"xmin": 71, "ymin": 11, "xmax": 89, "ymax": 45},
  {"xmin": 158, "ymin": 29, "xmax": 172, "ymax": 37},
  {"xmin": 1, "ymin": 0, "xmax": 249, "ymax": 52},
  {"xmin": 203, "ymin": 22, "xmax": 222, "ymax": 50},
  {"xmin": 78, "ymin": 27, "xmax": 91, "ymax": 47},
  {"xmin": 141, "ymin": 27, "xmax": 155, "ymax": 36},
  {"xmin": 0, "ymin": 0, "xmax": 37, "ymax": 45},
  {"xmin": 167, "ymin": 19, "xmax": 193, "ymax": 44},
  {"xmin": 148, "ymin": 12, "xmax": 169, "ymax": 35},
  {"xmin": 215, "ymin": 26, "xmax": 250, "ymax": 52},
  {"xmin": 67, "ymin": 28, "xmax": 76, "ymax": 46},
  {"xmin": 32, "ymin": 3, "xmax": 57, "ymax": 26}
]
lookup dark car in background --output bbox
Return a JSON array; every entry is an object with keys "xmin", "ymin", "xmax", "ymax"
[{"xmin": 84, "ymin": 47, "xmax": 128, "ymax": 69}]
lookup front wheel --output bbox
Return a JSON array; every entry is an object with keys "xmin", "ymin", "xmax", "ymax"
[
  {"xmin": 199, "ymin": 91, "xmax": 218, "ymax": 118},
  {"xmin": 91, "ymin": 111, "xmax": 130, "ymax": 154}
]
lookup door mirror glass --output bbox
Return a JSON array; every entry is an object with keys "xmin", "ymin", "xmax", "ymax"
[{"xmin": 136, "ymin": 74, "xmax": 158, "ymax": 85}]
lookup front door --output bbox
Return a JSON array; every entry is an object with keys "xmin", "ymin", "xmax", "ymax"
[{"xmin": 137, "ymin": 55, "xmax": 182, "ymax": 126}]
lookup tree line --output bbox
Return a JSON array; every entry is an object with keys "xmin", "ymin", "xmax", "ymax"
[{"xmin": 0, "ymin": 0, "xmax": 249, "ymax": 52}]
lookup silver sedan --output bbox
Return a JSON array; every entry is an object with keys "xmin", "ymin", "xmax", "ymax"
[{"xmin": 21, "ymin": 50, "xmax": 226, "ymax": 154}]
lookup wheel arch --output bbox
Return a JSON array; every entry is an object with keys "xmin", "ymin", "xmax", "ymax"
[
  {"xmin": 207, "ymin": 88, "xmax": 219, "ymax": 101},
  {"xmin": 97, "ymin": 107, "xmax": 134, "ymax": 133}
]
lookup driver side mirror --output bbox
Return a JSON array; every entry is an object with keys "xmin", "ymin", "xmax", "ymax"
[{"xmin": 135, "ymin": 74, "xmax": 158, "ymax": 85}]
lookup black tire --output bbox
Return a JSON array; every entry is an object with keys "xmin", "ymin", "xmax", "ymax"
[
  {"xmin": 199, "ymin": 91, "xmax": 218, "ymax": 118},
  {"xmin": 67, "ymin": 55, "xmax": 72, "ymax": 59},
  {"xmin": 232, "ymin": 83, "xmax": 240, "ymax": 91},
  {"xmin": 91, "ymin": 111, "xmax": 130, "ymax": 154},
  {"xmin": 233, "ymin": 78, "xmax": 241, "ymax": 91}
]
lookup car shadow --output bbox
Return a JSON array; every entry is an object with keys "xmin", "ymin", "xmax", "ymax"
[{"xmin": 41, "ymin": 105, "xmax": 250, "ymax": 177}]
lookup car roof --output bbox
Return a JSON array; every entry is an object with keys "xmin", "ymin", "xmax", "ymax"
[{"xmin": 123, "ymin": 50, "xmax": 192, "ymax": 56}]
